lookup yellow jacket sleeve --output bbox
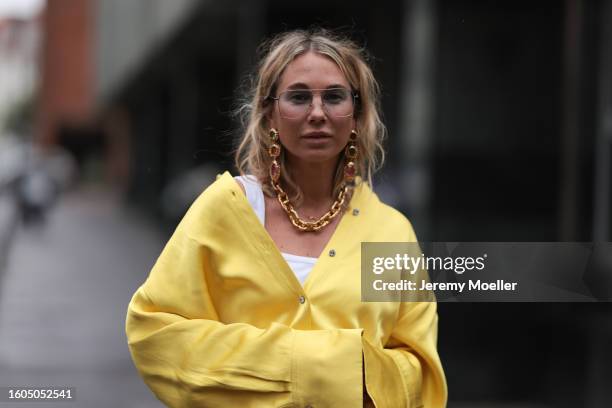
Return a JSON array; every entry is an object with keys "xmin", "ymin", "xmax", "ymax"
[
  {"xmin": 362, "ymin": 215, "xmax": 447, "ymax": 407},
  {"xmin": 362, "ymin": 301, "xmax": 446, "ymax": 407},
  {"xmin": 126, "ymin": 223, "xmax": 364, "ymax": 407}
]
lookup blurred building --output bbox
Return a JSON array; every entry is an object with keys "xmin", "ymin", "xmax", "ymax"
[
  {"xmin": 0, "ymin": 16, "xmax": 40, "ymax": 137},
  {"xmin": 32, "ymin": 0, "xmax": 612, "ymax": 406},
  {"xmin": 37, "ymin": 0, "xmax": 98, "ymax": 170},
  {"xmin": 28, "ymin": 0, "xmax": 612, "ymax": 242}
]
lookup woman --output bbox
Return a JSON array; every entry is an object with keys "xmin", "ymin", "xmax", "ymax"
[{"xmin": 126, "ymin": 29, "xmax": 447, "ymax": 407}]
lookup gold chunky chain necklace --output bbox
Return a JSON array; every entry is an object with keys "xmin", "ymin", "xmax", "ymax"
[{"xmin": 272, "ymin": 182, "xmax": 348, "ymax": 232}]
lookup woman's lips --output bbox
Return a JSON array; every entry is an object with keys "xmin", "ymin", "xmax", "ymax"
[{"xmin": 301, "ymin": 132, "xmax": 332, "ymax": 139}]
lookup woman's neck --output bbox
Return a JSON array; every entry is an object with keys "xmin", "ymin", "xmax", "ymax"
[{"xmin": 286, "ymin": 158, "xmax": 338, "ymax": 209}]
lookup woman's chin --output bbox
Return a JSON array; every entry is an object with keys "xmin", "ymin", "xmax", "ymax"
[{"xmin": 293, "ymin": 150, "xmax": 342, "ymax": 164}]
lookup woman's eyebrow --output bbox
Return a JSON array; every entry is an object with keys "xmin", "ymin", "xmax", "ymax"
[
  {"xmin": 324, "ymin": 84, "xmax": 348, "ymax": 89},
  {"xmin": 285, "ymin": 83, "xmax": 348, "ymax": 90},
  {"xmin": 286, "ymin": 83, "xmax": 310, "ymax": 90}
]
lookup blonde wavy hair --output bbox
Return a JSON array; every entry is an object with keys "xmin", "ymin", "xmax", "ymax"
[{"xmin": 235, "ymin": 28, "xmax": 386, "ymax": 203}]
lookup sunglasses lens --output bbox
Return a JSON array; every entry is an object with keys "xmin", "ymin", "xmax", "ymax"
[{"xmin": 278, "ymin": 89, "xmax": 354, "ymax": 118}]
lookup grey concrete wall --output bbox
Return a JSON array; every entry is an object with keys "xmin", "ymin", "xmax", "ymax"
[{"xmin": 94, "ymin": 0, "xmax": 200, "ymax": 103}]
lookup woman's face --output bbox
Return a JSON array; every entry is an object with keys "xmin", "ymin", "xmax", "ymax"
[{"xmin": 268, "ymin": 51, "xmax": 355, "ymax": 166}]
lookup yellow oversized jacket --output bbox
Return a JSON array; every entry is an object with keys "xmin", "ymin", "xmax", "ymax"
[{"xmin": 126, "ymin": 172, "xmax": 447, "ymax": 407}]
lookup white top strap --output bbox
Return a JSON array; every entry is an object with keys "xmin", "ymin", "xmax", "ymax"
[{"xmin": 235, "ymin": 175, "xmax": 265, "ymax": 225}]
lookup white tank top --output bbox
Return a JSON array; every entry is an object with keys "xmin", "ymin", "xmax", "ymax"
[{"xmin": 235, "ymin": 175, "xmax": 316, "ymax": 285}]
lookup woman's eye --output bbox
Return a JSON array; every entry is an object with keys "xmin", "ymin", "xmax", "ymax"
[
  {"xmin": 324, "ymin": 91, "xmax": 346, "ymax": 104},
  {"xmin": 287, "ymin": 92, "xmax": 311, "ymax": 104}
]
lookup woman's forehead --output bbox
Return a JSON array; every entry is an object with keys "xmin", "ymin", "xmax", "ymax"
[{"xmin": 276, "ymin": 51, "xmax": 350, "ymax": 91}]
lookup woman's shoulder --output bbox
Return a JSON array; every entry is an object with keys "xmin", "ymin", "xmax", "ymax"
[
  {"xmin": 176, "ymin": 171, "xmax": 241, "ymax": 233},
  {"xmin": 190, "ymin": 171, "xmax": 237, "ymax": 208},
  {"xmin": 353, "ymin": 181, "xmax": 418, "ymax": 242}
]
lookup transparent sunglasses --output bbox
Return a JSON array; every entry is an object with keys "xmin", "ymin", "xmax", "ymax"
[{"xmin": 267, "ymin": 87, "xmax": 358, "ymax": 119}]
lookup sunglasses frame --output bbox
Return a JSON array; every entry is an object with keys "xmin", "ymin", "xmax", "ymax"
[{"xmin": 266, "ymin": 87, "xmax": 359, "ymax": 119}]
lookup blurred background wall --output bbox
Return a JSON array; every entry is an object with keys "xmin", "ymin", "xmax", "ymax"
[
  {"xmin": 1, "ymin": 0, "xmax": 611, "ymax": 406},
  {"xmin": 88, "ymin": 0, "xmax": 612, "ymax": 244}
]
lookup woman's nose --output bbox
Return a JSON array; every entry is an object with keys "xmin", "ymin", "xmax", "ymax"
[{"xmin": 308, "ymin": 95, "xmax": 327, "ymax": 118}]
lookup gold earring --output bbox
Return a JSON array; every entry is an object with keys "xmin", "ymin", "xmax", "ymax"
[
  {"xmin": 268, "ymin": 128, "xmax": 281, "ymax": 183},
  {"xmin": 344, "ymin": 129, "xmax": 358, "ymax": 184}
]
